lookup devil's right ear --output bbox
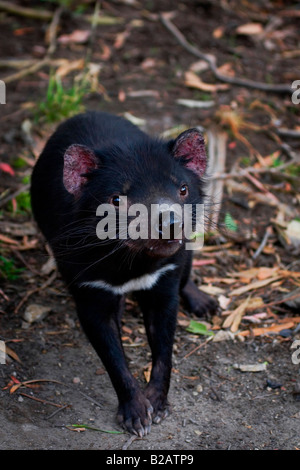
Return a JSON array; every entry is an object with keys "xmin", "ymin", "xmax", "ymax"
[{"xmin": 63, "ymin": 144, "xmax": 98, "ymax": 198}]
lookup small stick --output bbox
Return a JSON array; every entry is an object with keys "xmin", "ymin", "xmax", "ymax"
[
  {"xmin": 11, "ymin": 248, "xmax": 41, "ymax": 276},
  {"xmin": 20, "ymin": 392, "xmax": 65, "ymax": 408},
  {"xmin": 0, "ymin": 1, "xmax": 53, "ymax": 20},
  {"xmin": 45, "ymin": 404, "xmax": 70, "ymax": 420},
  {"xmin": 3, "ymin": 58, "xmax": 49, "ymax": 84},
  {"xmin": 14, "ymin": 271, "xmax": 57, "ymax": 314},
  {"xmin": 0, "ymin": 59, "xmax": 37, "ymax": 68},
  {"xmin": 0, "ymin": 184, "xmax": 30, "ymax": 208},
  {"xmin": 276, "ymin": 129, "xmax": 300, "ymax": 138},
  {"xmin": 46, "ymin": 6, "xmax": 65, "ymax": 56},
  {"xmin": 209, "ymin": 167, "xmax": 299, "ymax": 182},
  {"xmin": 0, "ymin": 288, "xmax": 9, "ymax": 301},
  {"xmin": 183, "ymin": 338, "xmax": 211, "ymax": 360},
  {"xmin": 3, "ymin": 5, "xmax": 64, "ymax": 84},
  {"xmin": 252, "ymin": 226, "xmax": 273, "ymax": 260},
  {"xmin": 122, "ymin": 434, "xmax": 141, "ymax": 450},
  {"xmin": 160, "ymin": 13, "xmax": 292, "ymax": 94},
  {"xmin": 247, "ymin": 292, "xmax": 300, "ymax": 311}
]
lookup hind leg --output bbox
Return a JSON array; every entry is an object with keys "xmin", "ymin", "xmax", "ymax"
[{"xmin": 181, "ymin": 278, "xmax": 218, "ymax": 317}]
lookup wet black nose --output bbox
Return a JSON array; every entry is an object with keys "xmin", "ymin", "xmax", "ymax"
[{"xmin": 157, "ymin": 210, "xmax": 183, "ymax": 239}]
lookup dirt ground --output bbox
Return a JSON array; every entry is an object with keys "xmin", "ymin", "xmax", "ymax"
[{"xmin": 0, "ymin": 0, "xmax": 300, "ymax": 451}]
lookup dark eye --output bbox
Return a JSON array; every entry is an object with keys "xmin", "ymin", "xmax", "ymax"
[
  {"xmin": 179, "ymin": 184, "xmax": 188, "ymax": 196},
  {"xmin": 111, "ymin": 195, "xmax": 121, "ymax": 207}
]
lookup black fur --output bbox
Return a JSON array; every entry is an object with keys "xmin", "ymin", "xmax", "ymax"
[{"xmin": 30, "ymin": 111, "xmax": 217, "ymax": 436}]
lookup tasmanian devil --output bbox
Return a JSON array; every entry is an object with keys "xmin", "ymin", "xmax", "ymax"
[{"xmin": 30, "ymin": 111, "xmax": 217, "ymax": 436}]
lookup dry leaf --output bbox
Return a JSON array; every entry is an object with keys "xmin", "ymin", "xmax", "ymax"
[
  {"xmin": 114, "ymin": 29, "xmax": 131, "ymax": 49},
  {"xmin": 230, "ymin": 276, "xmax": 282, "ymax": 296},
  {"xmin": 184, "ymin": 71, "xmax": 229, "ymax": 92},
  {"xmin": 223, "ymin": 297, "xmax": 250, "ymax": 332},
  {"xmin": 243, "ymin": 312, "xmax": 268, "ymax": 323},
  {"xmin": 218, "ymin": 295, "xmax": 231, "ymax": 310},
  {"xmin": 189, "ymin": 60, "xmax": 210, "ymax": 73},
  {"xmin": 236, "ymin": 23, "xmax": 264, "ymax": 35},
  {"xmin": 192, "ymin": 259, "xmax": 216, "ymax": 267},
  {"xmin": 257, "ymin": 267, "xmax": 279, "ymax": 280},
  {"xmin": 216, "ymin": 63, "xmax": 235, "ymax": 77},
  {"xmin": 240, "ymin": 321, "xmax": 295, "ymax": 337},
  {"xmin": 199, "ymin": 285, "xmax": 225, "ymax": 295},
  {"xmin": 213, "ymin": 26, "xmax": 225, "ymax": 39},
  {"xmin": 58, "ymin": 30, "xmax": 91, "ymax": 45},
  {"xmin": 233, "ymin": 363, "xmax": 267, "ymax": 372},
  {"xmin": 56, "ymin": 59, "xmax": 85, "ymax": 78},
  {"xmin": 0, "ymin": 234, "xmax": 18, "ymax": 245},
  {"xmin": 144, "ymin": 364, "xmax": 152, "ymax": 383},
  {"xmin": 231, "ymin": 268, "xmax": 260, "ymax": 280},
  {"xmin": 212, "ymin": 330, "xmax": 234, "ymax": 342}
]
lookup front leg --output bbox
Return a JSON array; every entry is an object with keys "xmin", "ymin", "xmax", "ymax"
[
  {"xmin": 72, "ymin": 287, "xmax": 152, "ymax": 436},
  {"xmin": 135, "ymin": 277, "xmax": 179, "ymax": 424}
]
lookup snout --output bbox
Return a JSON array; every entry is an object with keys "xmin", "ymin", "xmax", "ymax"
[{"xmin": 154, "ymin": 209, "xmax": 184, "ymax": 240}]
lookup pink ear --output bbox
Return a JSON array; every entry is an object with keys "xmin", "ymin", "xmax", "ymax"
[
  {"xmin": 63, "ymin": 144, "xmax": 97, "ymax": 197},
  {"xmin": 173, "ymin": 129, "xmax": 207, "ymax": 178}
]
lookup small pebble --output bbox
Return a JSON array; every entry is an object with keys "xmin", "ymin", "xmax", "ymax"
[
  {"xmin": 279, "ymin": 329, "xmax": 293, "ymax": 338},
  {"xmin": 266, "ymin": 379, "xmax": 282, "ymax": 389},
  {"xmin": 23, "ymin": 304, "xmax": 51, "ymax": 324}
]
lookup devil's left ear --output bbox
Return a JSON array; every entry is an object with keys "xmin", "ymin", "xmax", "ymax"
[
  {"xmin": 171, "ymin": 128, "xmax": 207, "ymax": 178},
  {"xmin": 63, "ymin": 144, "xmax": 98, "ymax": 198}
]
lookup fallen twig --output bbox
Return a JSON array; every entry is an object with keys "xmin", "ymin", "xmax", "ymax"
[
  {"xmin": 122, "ymin": 434, "xmax": 141, "ymax": 450},
  {"xmin": 9, "ymin": 377, "xmax": 104, "ymax": 409},
  {"xmin": 0, "ymin": 1, "xmax": 53, "ymax": 20},
  {"xmin": 11, "ymin": 248, "xmax": 41, "ymax": 276},
  {"xmin": 160, "ymin": 13, "xmax": 292, "ymax": 94},
  {"xmin": 0, "ymin": 184, "xmax": 30, "ymax": 208},
  {"xmin": 45, "ymin": 404, "xmax": 70, "ymax": 420},
  {"xmin": 20, "ymin": 392, "xmax": 65, "ymax": 408},
  {"xmin": 225, "ymin": 179, "xmax": 294, "ymax": 216},
  {"xmin": 183, "ymin": 337, "xmax": 212, "ymax": 360},
  {"xmin": 247, "ymin": 292, "xmax": 300, "ymax": 311},
  {"xmin": 210, "ymin": 167, "xmax": 299, "ymax": 182},
  {"xmin": 0, "ymin": 59, "xmax": 37, "ymax": 68},
  {"xmin": 276, "ymin": 128, "xmax": 300, "ymax": 139},
  {"xmin": 3, "ymin": 5, "xmax": 64, "ymax": 84},
  {"xmin": 252, "ymin": 226, "xmax": 273, "ymax": 260},
  {"xmin": 46, "ymin": 6, "xmax": 65, "ymax": 56},
  {"xmin": 3, "ymin": 58, "xmax": 49, "ymax": 84},
  {"xmin": 14, "ymin": 271, "xmax": 57, "ymax": 314}
]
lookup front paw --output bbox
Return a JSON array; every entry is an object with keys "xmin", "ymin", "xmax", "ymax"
[
  {"xmin": 117, "ymin": 392, "xmax": 153, "ymax": 436},
  {"xmin": 144, "ymin": 385, "xmax": 171, "ymax": 424}
]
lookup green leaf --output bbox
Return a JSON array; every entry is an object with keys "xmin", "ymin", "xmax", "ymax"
[
  {"xmin": 0, "ymin": 255, "xmax": 24, "ymax": 280},
  {"xmin": 186, "ymin": 320, "xmax": 214, "ymax": 336},
  {"xmin": 67, "ymin": 424, "xmax": 124, "ymax": 434},
  {"xmin": 225, "ymin": 212, "xmax": 238, "ymax": 232}
]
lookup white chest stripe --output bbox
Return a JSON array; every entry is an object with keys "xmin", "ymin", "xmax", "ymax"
[{"xmin": 80, "ymin": 263, "xmax": 177, "ymax": 295}]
